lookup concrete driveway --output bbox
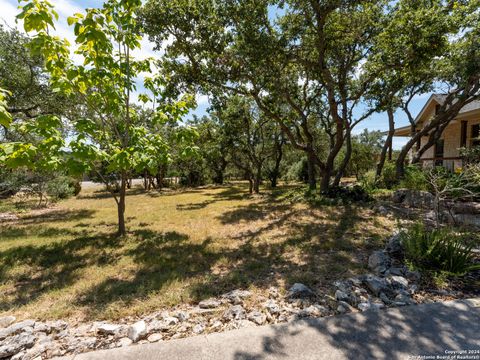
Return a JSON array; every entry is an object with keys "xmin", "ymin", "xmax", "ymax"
[{"xmin": 61, "ymin": 298, "xmax": 480, "ymax": 360}]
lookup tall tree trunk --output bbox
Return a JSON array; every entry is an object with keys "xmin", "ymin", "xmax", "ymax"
[
  {"xmin": 117, "ymin": 173, "xmax": 127, "ymax": 236},
  {"xmin": 248, "ymin": 177, "xmax": 253, "ymax": 194},
  {"xmin": 376, "ymin": 108, "xmax": 395, "ymax": 179},
  {"xmin": 307, "ymin": 150, "xmax": 317, "ymax": 190},
  {"xmin": 333, "ymin": 130, "xmax": 352, "ymax": 187},
  {"xmin": 253, "ymin": 165, "xmax": 262, "ymax": 193}
]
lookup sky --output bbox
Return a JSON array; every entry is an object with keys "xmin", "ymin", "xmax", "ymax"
[{"xmin": 0, "ymin": 0, "xmax": 432, "ymax": 149}]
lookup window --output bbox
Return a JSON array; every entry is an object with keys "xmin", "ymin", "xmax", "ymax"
[
  {"xmin": 472, "ymin": 124, "xmax": 480, "ymax": 147},
  {"xmin": 460, "ymin": 121, "xmax": 467, "ymax": 147},
  {"xmin": 434, "ymin": 138, "xmax": 444, "ymax": 167}
]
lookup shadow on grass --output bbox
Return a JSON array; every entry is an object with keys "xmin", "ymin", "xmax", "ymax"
[
  {"xmin": 19, "ymin": 209, "xmax": 96, "ymax": 225},
  {"xmin": 0, "ymin": 183, "xmax": 386, "ymax": 320}
]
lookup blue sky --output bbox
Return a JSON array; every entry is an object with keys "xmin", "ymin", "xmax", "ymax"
[{"xmin": 0, "ymin": 0, "xmax": 431, "ymax": 149}]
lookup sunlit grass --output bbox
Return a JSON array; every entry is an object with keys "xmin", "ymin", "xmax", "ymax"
[{"xmin": 0, "ymin": 182, "xmax": 394, "ymax": 322}]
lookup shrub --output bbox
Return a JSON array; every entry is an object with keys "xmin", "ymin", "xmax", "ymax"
[
  {"xmin": 323, "ymin": 185, "xmax": 372, "ymax": 202},
  {"xmin": 359, "ymin": 169, "xmax": 377, "ymax": 193},
  {"xmin": 400, "ymin": 165, "xmax": 428, "ymax": 191},
  {"xmin": 401, "ymin": 223, "xmax": 480, "ymax": 275},
  {"xmin": 46, "ymin": 176, "xmax": 81, "ymax": 200}
]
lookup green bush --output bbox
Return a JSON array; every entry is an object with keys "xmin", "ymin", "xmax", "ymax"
[
  {"xmin": 401, "ymin": 223, "xmax": 480, "ymax": 275},
  {"xmin": 400, "ymin": 165, "xmax": 429, "ymax": 191},
  {"xmin": 359, "ymin": 170, "xmax": 377, "ymax": 193},
  {"xmin": 46, "ymin": 176, "xmax": 81, "ymax": 200}
]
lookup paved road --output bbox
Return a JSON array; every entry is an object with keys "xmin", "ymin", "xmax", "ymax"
[{"xmin": 62, "ymin": 298, "xmax": 480, "ymax": 360}]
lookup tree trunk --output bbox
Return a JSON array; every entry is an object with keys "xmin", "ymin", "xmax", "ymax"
[
  {"xmin": 253, "ymin": 166, "xmax": 261, "ymax": 194},
  {"xmin": 376, "ymin": 108, "xmax": 395, "ymax": 180},
  {"xmin": 117, "ymin": 173, "xmax": 127, "ymax": 236},
  {"xmin": 333, "ymin": 130, "xmax": 352, "ymax": 187},
  {"xmin": 307, "ymin": 150, "xmax": 317, "ymax": 190},
  {"xmin": 320, "ymin": 166, "xmax": 332, "ymax": 193},
  {"xmin": 248, "ymin": 177, "xmax": 253, "ymax": 194}
]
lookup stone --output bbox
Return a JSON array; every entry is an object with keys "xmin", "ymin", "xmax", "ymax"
[
  {"xmin": 301, "ymin": 304, "xmax": 329, "ymax": 317},
  {"xmin": 268, "ymin": 287, "xmax": 280, "ymax": 299},
  {"xmin": 287, "ymin": 283, "xmax": 315, "ymax": 299},
  {"xmin": 199, "ymin": 299, "xmax": 221, "ymax": 309},
  {"xmin": 336, "ymin": 301, "xmax": 355, "ymax": 314},
  {"xmin": 210, "ymin": 321, "xmax": 223, "ymax": 331},
  {"xmin": 148, "ymin": 320, "xmax": 170, "ymax": 332},
  {"xmin": 96, "ymin": 323, "xmax": 121, "ymax": 335},
  {"xmin": 127, "ymin": 321, "xmax": 147, "ymax": 343},
  {"xmin": 223, "ymin": 305, "xmax": 246, "ymax": 320},
  {"xmin": 386, "ymin": 267, "xmax": 406, "ymax": 276},
  {"xmin": 223, "ymin": 290, "xmax": 252, "ymax": 304},
  {"xmin": 0, "ymin": 319, "xmax": 35, "ymax": 340},
  {"xmin": 163, "ymin": 317, "xmax": 179, "ymax": 326},
  {"xmin": 0, "ymin": 316, "xmax": 15, "ymax": 328},
  {"xmin": 357, "ymin": 302, "xmax": 371, "ymax": 312},
  {"xmin": 33, "ymin": 323, "xmax": 51, "ymax": 334},
  {"xmin": 0, "ymin": 333, "xmax": 36, "ymax": 358},
  {"xmin": 394, "ymin": 291, "xmax": 415, "ymax": 305},
  {"xmin": 388, "ymin": 275, "xmax": 409, "ymax": 289},
  {"xmin": 48, "ymin": 320, "xmax": 68, "ymax": 332},
  {"xmin": 118, "ymin": 337, "xmax": 133, "ymax": 347},
  {"xmin": 370, "ymin": 302, "xmax": 385, "ymax": 311},
  {"xmin": 263, "ymin": 300, "xmax": 281, "ymax": 315},
  {"xmin": 363, "ymin": 275, "xmax": 389, "ymax": 297},
  {"xmin": 386, "ymin": 233, "xmax": 403, "ymax": 256},
  {"xmin": 247, "ymin": 311, "xmax": 266, "ymax": 325},
  {"xmin": 334, "ymin": 290, "xmax": 349, "ymax": 302},
  {"xmin": 192, "ymin": 324, "xmax": 205, "ymax": 334},
  {"xmin": 147, "ymin": 333, "xmax": 162, "ymax": 343},
  {"xmin": 368, "ymin": 251, "xmax": 391, "ymax": 274},
  {"xmin": 379, "ymin": 292, "xmax": 392, "ymax": 305},
  {"xmin": 333, "ymin": 280, "xmax": 352, "ymax": 293},
  {"xmin": 174, "ymin": 311, "xmax": 189, "ymax": 322}
]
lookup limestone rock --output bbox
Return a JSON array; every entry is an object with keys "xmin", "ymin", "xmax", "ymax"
[
  {"xmin": 0, "ymin": 317, "xmax": 15, "ymax": 329},
  {"xmin": 247, "ymin": 311, "xmax": 266, "ymax": 325},
  {"xmin": 0, "ymin": 332, "xmax": 36, "ymax": 358},
  {"xmin": 263, "ymin": 300, "xmax": 281, "ymax": 315},
  {"xmin": 147, "ymin": 333, "xmax": 162, "ymax": 343},
  {"xmin": 385, "ymin": 233, "xmax": 403, "ymax": 256},
  {"xmin": 117, "ymin": 337, "xmax": 133, "ymax": 347},
  {"xmin": 368, "ymin": 251, "xmax": 391, "ymax": 274},
  {"xmin": 363, "ymin": 275, "xmax": 389, "ymax": 297},
  {"xmin": 223, "ymin": 305, "xmax": 246, "ymax": 320},
  {"xmin": 199, "ymin": 299, "xmax": 221, "ymax": 309},
  {"xmin": 388, "ymin": 275, "xmax": 409, "ymax": 289},
  {"xmin": 287, "ymin": 283, "xmax": 315, "ymax": 299},
  {"xmin": 96, "ymin": 323, "xmax": 121, "ymax": 335},
  {"xmin": 127, "ymin": 321, "xmax": 147, "ymax": 343},
  {"xmin": 223, "ymin": 290, "xmax": 252, "ymax": 304},
  {"xmin": 192, "ymin": 324, "xmax": 205, "ymax": 334}
]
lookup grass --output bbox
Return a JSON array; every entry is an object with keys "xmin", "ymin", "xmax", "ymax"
[{"xmin": 0, "ymin": 182, "xmax": 395, "ymax": 322}]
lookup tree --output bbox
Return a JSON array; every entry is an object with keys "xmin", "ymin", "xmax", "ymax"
[
  {"xmin": 5, "ymin": 0, "xmax": 196, "ymax": 236},
  {"xmin": 213, "ymin": 96, "xmax": 276, "ymax": 194},
  {"xmin": 190, "ymin": 115, "xmax": 229, "ymax": 185}
]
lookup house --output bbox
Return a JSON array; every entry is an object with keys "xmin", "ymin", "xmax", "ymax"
[{"xmin": 393, "ymin": 94, "xmax": 480, "ymax": 171}]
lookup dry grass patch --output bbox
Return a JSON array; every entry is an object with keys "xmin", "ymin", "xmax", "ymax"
[{"xmin": 0, "ymin": 183, "xmax": 394, "ymax": 322}]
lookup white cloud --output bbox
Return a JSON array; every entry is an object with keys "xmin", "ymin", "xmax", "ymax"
[{"xmin": 0, "ymin": 0, "xmax": 20, "ymax": 28}]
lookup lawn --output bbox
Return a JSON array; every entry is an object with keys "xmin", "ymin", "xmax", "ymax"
[{"xmin": 0, "ymin": 183, "xmax": 395, "ymax": 322}]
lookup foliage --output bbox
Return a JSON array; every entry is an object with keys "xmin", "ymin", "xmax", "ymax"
[
  {"xmin": 46, "ymin": 175, "xmax": 81, "ymax": 200},
  {"xmin": 399, "ymin": 165, "xmax": 429, "ymax": 191},
  {"xmin": 401, "ymin": 223, "xmax": 480, "ymax": 275},
  {"xmin": 344, "ymin": 130, "xmax": 383, "ymax": 179},
  {"xmin": 7, "ymin": 0, "xmax": 197, "ymax": 235},
  {"xmin": 460, "ymin": 146, "xmax": 480, "ymax": 165}
]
